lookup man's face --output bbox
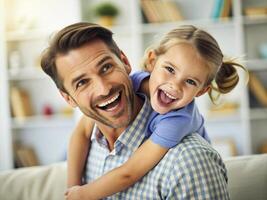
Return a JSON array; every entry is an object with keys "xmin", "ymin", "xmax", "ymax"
[{"xmin": 56, "ymin": 39, "xmax": 134, "ymax": 128}]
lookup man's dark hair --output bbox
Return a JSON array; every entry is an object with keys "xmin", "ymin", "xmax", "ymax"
[{"xmin": 40, "ymin": 22, "xmax": 121, "ymax": 92}]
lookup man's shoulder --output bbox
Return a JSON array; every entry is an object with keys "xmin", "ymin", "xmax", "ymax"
[
  {"xmin": 153, "ymin": 135, "xmax": 229, "ymax": 199},
  {"xmin": 164, "ymin": 133, "xmax": 225, "ymax": 169}
]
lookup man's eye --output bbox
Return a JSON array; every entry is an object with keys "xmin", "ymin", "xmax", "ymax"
[
  {"xmin": 165, "ymin": 66, "xmax": 175, "ymax": 74},
  {"xmin": 76, "ymin": 79, "xmax": 87, "ymax": 89},
  {"xmin": 186, "ymin": 79, "xmax": 197, "ymax": 86},
  {"xmin": 102, "ymin": 63, "xmax": 113, "ymax": 73}
]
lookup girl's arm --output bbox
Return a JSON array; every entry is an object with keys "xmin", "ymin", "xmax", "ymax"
[
  {"xmin": 67, "ymin": 115, "xmax": 94, "ymax": 188},
  {"xmin": 72, "ymin": 140, "xmax": 168, "ymax": 200},
  {"xmin": 67, "ymin": 76, "xmax": 167, "ymax": 199},
  {"xmin": 140, "ymin": 76, "xmax": 150, "ymax": 97}
]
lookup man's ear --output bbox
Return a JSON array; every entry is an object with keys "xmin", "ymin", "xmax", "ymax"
[
  {"xmin": 59, "ymin": 90, "xmax": 77, "ymax": 108},
  {"xmin": 146, "ymin": 50, "xmax": 156, "ymax": 72},
  {"xmin": 196, "ymin": 85, "xmax": 211, "ymax": 97},
  {"xmin": 120, "ymin": 51, "xmax": 132, "ymax": 74}
]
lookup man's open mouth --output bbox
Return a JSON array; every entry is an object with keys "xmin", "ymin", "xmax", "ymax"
[{"xmin": 97, "ymin": 92, "xmax": 122, "ymax": 111}]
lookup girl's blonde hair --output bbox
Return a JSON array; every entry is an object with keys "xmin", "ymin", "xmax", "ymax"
[{"xmin": 141, "ymin": 25, "xmax": 247, "ymax": 103}]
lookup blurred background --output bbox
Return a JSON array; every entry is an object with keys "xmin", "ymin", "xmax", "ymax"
[{"xmin": 1, "ymin": 0, "xmax": 267, "ymax": 170}]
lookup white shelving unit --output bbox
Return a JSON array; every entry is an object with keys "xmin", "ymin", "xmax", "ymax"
[
  {"xmin": 0, "ymin": 0, "xmax": 13, "ymax": 170},
  {"xmin": 0, "ymin": 0, "xmax": 81, "ymax": 170},
  {"xmin": 81, "ymin": 0, "xmax": 267, "ymax": 156}
]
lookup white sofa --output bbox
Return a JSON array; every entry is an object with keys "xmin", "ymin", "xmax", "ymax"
[{"xmin": 0, "ymin": 154, "xmax": 267, "ymax": 200}]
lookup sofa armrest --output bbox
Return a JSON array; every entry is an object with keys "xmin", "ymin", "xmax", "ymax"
[
  {"xmin": 0, "ymin": 162, "xmax": 67, "ymax": 200},
  {"xmin": 224, "ymin": 153, "xmax": 267, "ymax": 200}
]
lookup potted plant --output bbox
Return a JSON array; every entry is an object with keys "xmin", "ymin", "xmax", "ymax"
[{"xmin": 93, "ymin": 2, "xmax": 119, "ymax": 27}]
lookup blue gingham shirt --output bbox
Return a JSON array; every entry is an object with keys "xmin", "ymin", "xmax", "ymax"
[{"xmin": 85, "ymin": 95, "xmax": 230, "ymax": 199}]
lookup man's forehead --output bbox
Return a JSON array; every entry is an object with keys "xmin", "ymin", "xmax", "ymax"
[{"xmin": 56, "ymin": 44, "xmax": 115, "ymax": 72}]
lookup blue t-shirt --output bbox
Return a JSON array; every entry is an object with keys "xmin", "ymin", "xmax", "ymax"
[{"xmin": 131, "ymin": 71, "xmax": 210, "ymax": 148}]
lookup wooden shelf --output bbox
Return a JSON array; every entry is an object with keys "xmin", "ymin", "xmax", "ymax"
[
  {"xmin": 205, "ymin": 112, "xmax": 241, "ymax": 123},
  {"xmin": 243, "ymin": 15, "xmax": 267, "ymax": 25},
  {"xmin": 250, "ymin": 108, "xmax": 267, "ymax": 120},
  {"xmin": 6, "ymin": 29, "xmax": 52, "ymax": 41},
  {"xmin": 141, "ymin": 18, "xmax": 235, "ymax": 34},
  {"xmin": 8, "ymin": 67, "xmax": 48, "ymax": 81},
  {"xmin": 11, "ymin": 114, "xmax": 75, "ymax": 129},
  {"xmin": 246, "ymin": 59, "xmax": 267, "ymax": 71}
]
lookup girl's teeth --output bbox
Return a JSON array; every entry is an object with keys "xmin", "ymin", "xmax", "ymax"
[
  {"xmin": 98, "ymin": 93, "xmax": 120, "ymax": 107},
  {"xmin": 163, "ymin": 90, "xmax": 176, "ymax": 99}
]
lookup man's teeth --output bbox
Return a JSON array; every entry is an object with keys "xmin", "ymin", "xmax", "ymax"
[
  {"xmin": 163, "ymin": 90, "xmax": 176, "ymax": 100},
  {"xmin": 98, "ymin": 93, "xmax": 120, "ymax": 107}
]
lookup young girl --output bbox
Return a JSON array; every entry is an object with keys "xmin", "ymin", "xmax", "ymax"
[{"xmin": 65, "ymin": 25, "xmax": 246, "ymax": 200}]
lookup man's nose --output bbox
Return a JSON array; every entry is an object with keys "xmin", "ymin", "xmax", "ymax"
[{"xmin": 94, "ymin": 77, "xmax": 112, "ymax": 96}]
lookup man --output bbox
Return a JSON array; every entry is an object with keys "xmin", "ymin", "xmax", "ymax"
[{"xmin": 41, "ymin": 22, "xmax": 229, "ymax": 199}]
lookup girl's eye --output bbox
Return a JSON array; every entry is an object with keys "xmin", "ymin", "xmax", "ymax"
[
  {"xmin": 186, "ymin": 79, "xmax": 197, "ymax": 86},
  {"xmin": 165, "ymin": 66, "xmax": 175, "ymax": 74}
]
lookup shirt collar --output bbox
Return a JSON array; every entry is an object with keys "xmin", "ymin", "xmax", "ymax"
[{"xmin": 91, "ymin": 93, "xmax": 152, "ymax": 153}]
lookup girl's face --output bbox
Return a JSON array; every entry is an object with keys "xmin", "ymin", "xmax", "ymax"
[{"xmin": 148, "ymin": 43, "xmax": 210, "ymax": 114}]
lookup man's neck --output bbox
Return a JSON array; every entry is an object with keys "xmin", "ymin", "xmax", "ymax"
[{"xmin": 96, "ymin": 94, "xmax": 144, "ymax": 151}]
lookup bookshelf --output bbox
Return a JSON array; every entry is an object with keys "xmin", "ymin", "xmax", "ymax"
[
  {"xmin": 1, "ymin": 0, "xmax": 267, "ymax": 170},
  {"xmin": 0, "ymin": 0, "xmax": 81, "ymax": 170},
  {"xmin": 80, "ymin": 0, "xmax": 267, "ymax": 156}
]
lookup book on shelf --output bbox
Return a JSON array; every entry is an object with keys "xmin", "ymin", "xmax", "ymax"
[
  {"xmin": 211, "ymin": 0, "xmax": 224, "ymax": 19},
  {"xmin": 249, "ymin": 72, "xmax": 267, "ymax": 107},
  {"xmin": 140, "ymin": 0, "xmax": 183, "ymax": 23},
  {"xmin": 220, "ymin": 0, "xmax": 232, "ymax": 18},
  {"xmin": 10, "ymin": 86, "xmax": 34, "ymax": 119},
  {"xmin": 208, "ymin": 101, "xmax": 239, "ymax": 116},
  {"xmin": 14, "ymin": 143, "xmax": 39, "ymax": 167},
  {"xmin": 244, "ymin": 7, "xmax": 267, "ymax": 18},
  {"xmin": 211, "ymin": 0, "xmax": 232, "ymax": 19}
]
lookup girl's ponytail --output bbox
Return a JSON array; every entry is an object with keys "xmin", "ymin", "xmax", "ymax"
[{"xmin": 209, "ymin": 60, "xmax": 247, "ymax": 103}]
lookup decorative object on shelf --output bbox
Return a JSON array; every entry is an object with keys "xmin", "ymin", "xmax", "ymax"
[
  {"xmin": 259, "ymin": 42, "xmax": 267, "ymax": 59},
  {"xmin": 42, "ymin": 104, "xmax": 54, "ymax": 116},
  {"xmin": 60, "ymin": 106, "xmax": 74, "ymax": 117},
  {"xmin": 259, "ymin": 140, "xmax": 267, "ymax": 153},
  {"xmin": 8, "ymin": 50, "xmax": 21, "ymax": 71},
  {"xmin": 93, "ymin": 2, "xmax": 119, "ymax": 27}
]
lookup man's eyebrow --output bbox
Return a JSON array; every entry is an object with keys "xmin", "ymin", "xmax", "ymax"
[
  {"xmin": 70, "ymin": 56, "xmax": 113, "ymax": 88},
  {"xmin": 97, "ymin": 56, "xmax": 113, "ymax": 67}
]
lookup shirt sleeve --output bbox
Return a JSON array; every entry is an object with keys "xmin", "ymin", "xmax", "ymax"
[
  {"xmin": 166, "ymin": 141, "xmax": 230, "ymax": 199},
  {"xmin": 149, "ymin": 114, "xmax": 193, "ymax": 148},
  {"xmin": 130, "ymin": 71, "xmax": 150, "ymax": 92}
]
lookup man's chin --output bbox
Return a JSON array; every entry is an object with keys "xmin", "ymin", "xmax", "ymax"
[{"xmin": 108, "ymin": 117, "xmax": 131, "ymax": 129}]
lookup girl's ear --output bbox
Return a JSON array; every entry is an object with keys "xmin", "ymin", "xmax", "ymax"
[
  {"xmin": 146, "ymin": 50, "xmax": 157, "ymax": 72},
  {"xmin": 120, "ymin": 51, "xmax": 132, "ymax": 74},
  {"xmin": 60, "ymin": 90, "xmax": 77, "ymax": 108},
  {"xmin": 196, "ymin": 85, "xmax": 211, "ymax": 97}
]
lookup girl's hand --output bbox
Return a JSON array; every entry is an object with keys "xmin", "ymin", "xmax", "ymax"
[{"xmin": 65, "ymin": 185, "xmax": 82, "ymax": 200}]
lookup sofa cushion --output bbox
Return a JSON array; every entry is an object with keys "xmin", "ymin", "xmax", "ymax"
[
  {"xmin": 1, "ymin": 154, "xmax": 267, "ymax": 200},
  {"xmin": 0, "ymin": 162, "xmax": 66, "ymax": 200},
  {"xmin": 224, "ymin": 153, "xmax": 267, "ymax": 200}
]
